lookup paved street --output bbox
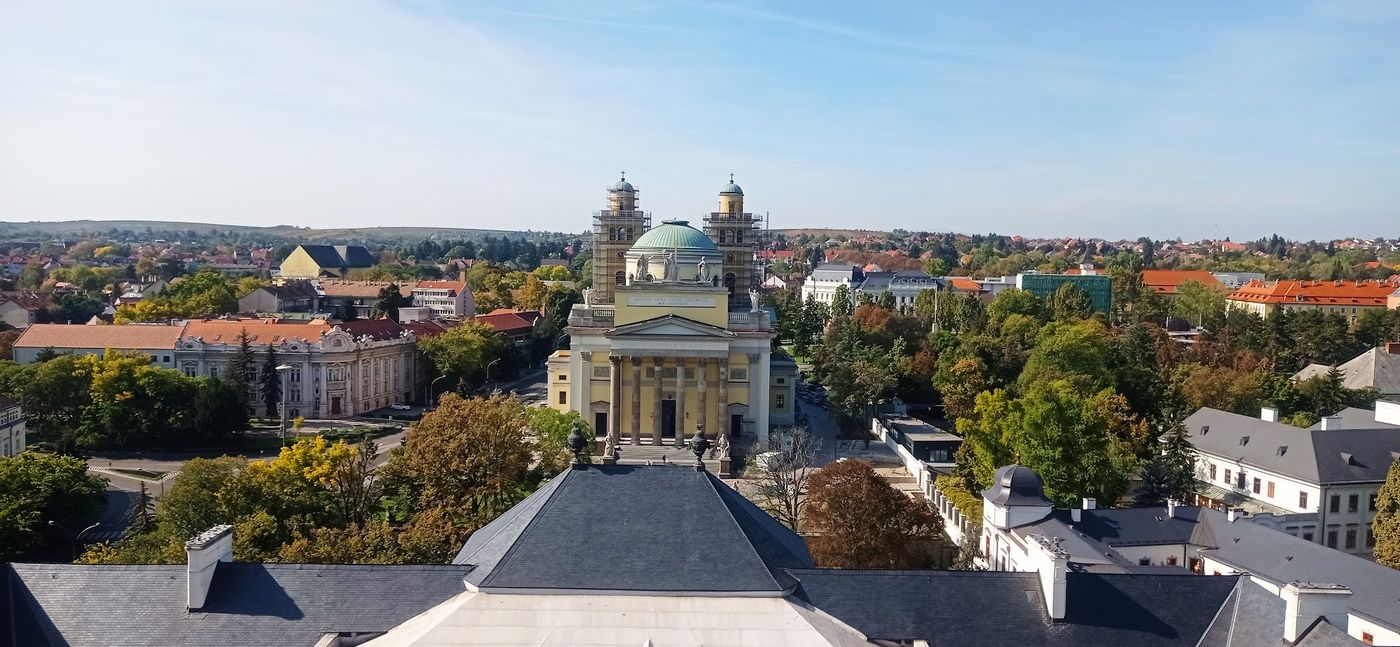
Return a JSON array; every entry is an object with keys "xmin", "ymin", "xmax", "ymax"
[{"xmin": 798, "ymin": 398, "xmax": 839, "ymax": 466}]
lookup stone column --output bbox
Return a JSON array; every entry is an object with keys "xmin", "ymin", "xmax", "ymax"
[
  {"xmin": 697, "ymin": 358, "xmax": 709, "ymax": 438},
  {"xmin": 717, "ymin": 357, "xmax": 729, "ymax": 442},
  {"xmin": 608, "ymin": 355, "xmax": 622, "ymax": 446},
  {"xmin": 629, "ymin": 357, "xmax": 642, "ymax": 445},
  {"xmin": 652, "ymin": 357, "xmax": 664, "ymax": 445},
  {"xmin": 674, "ymin": 357, "xmax": 687, "ymax": 447},
  {"xmin": 755, "ymin": 349, "xmax": 770, "ymax": 446},
  {"xmin": 577, "ymin": 351, "xmax": 592, "ymax": 422},
  {"xmin": 747, "ymin": 353, "xmax": 762, "ymax": 441}
]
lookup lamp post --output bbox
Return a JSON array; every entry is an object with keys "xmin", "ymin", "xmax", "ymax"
[
  {"xmin": 49, "ymin": 520, "xmax": 100, "ymax": 561},
  {"xmin": 275, "ymin": 364, "xmax": 292, "ymax": 446},
  {"xmin": 485, "ymin": 358, "xmax": 501, "ymax": 393},
  {"xmin": 429, "ymin": 374, "xmax": 448, "ymax": 409}
]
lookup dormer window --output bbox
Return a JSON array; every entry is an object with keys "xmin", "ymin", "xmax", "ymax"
[
  {"xmin": 1277, "ymin": 446, "xmax": 1288, "ymax": 456},
  {"xmin": 1239, "ymin": 436, "xmax": 1249, "ymax": 446}
]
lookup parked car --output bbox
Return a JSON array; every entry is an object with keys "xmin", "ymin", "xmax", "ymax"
[{"xmin": 390, "ymin": 403, "xmax": 411, "ymax": 411}]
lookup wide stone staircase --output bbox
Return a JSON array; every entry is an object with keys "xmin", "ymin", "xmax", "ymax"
[{"xmin": 600, "ymin": 441, "xmax": 729, "ymax": 475}]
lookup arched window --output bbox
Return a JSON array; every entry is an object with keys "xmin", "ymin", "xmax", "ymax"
[
  {"xmin": 609, "ymin": 227, "xmax": 617, "ymax": 241},
  {"xmin": 615, "ymin": 271, "xmax": 626, "ymax": 285},
  {"xmin": 723, "ymin": 272, "xmax": 736, "ymax": 296}
]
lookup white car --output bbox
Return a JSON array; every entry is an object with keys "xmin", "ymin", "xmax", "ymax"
[{"xmin": 389, "ymin": 403, "xmax": 412, "ymax": 411}]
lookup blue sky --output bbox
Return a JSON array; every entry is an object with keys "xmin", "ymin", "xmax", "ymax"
[{"xmin": 1, "ymin": 1, "xmax": 1397, "ymax": 239}]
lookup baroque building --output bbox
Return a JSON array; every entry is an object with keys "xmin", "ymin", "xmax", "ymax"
[{"xmin": 551, "ymin": 176, "xmax": 793, "ymax": 454}]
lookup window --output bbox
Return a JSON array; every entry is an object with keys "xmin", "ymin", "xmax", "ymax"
[
  {"xmin": 1224, "ymin": 469, "xmax": 1232, "ymax": 485},
  {"xmin": 1367, "ymin": 524, "xmax": 1375, "ymax": 547},
  {"xmin": 1266, "ymin": 481, "xmax": 1275, "ymax": 498},
  {"xmin": 182, "ymin": 362, "xmax": 198, "ymax": 378},
  {"xmin": 1362, "ymin": 631, "xmax": 1374, "ymax": 645},
  {"xmin": 1166, "ymin": 556, "xmax": 1178, "ymax": 566},
  {"xmin": 730, "ymin": 368, "xmax": 748, "ymax": 381},
  {"xmin": 1329, "ymin": 495, "xmax": 1340, "ymax": 514},
  {"xmin": 1302, "ymin": 528, "xmax": 1315, "ymax": 542},
  {"xmin": 1345, "ymin": 526, "xmax": 1358, "ymax": 550},
  {"xmin": 1138, "ymin": 558, "xmax": 1151, "ymax": 566},
  {"xmin": 929, "ymin": 449, "xmax": 950, "ymax": 462},
  {"xmin": 1236, "ymin": 472, "xmax": 1246, "ymax": 489},
  {"xmin": 1371, "ymin": 493, "xmax": 1379, "ymax": 511},
  {"xmin": 1252, "ymin": 478, "xmax": 1261, "ymax": 494},
  {"xmin": 592, "ymin": 366, "xmax": 610, "ymax": 378},
  {"xmin": 558, "ymin": 391, "xmax": 567, "ymax": 405},
  {"xmin": 1300, "ymin": 492, "xmax": 1308, "ymax": 509},
  {"xmin": 1209, "ymin": 463, "xmax": 1217, "ymax": 480},
  {"xmin": 1348, "ymin": 494, "xmax": 1359, "ymax": 513},
  {"xmin": 1326, "ymin": 527, "xmax": 1339, "ymax": 549},
  {"xmin": 775, "ymin": 394, "xmax": 785, "ymax": 408},
  {"xmin": 556, "ymin": 374, "xmax": 566, "ymax": 381},
  {"xmin": 162, "ymin": 355, "xmax": 170, "ymax": 363}
]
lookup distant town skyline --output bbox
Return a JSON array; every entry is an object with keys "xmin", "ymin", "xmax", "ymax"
[{"xmin": 2, "ymin": 1, "xmax": 1397, "ymax": 240}]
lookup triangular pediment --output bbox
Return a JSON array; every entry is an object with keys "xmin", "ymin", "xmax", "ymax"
[{"xmin": 606, "ymin": 314, "xmax": 733, "ymax": 339}]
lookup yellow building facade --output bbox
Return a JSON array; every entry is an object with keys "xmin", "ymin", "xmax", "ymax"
[{"xmin": 548, "ymin": 178, "xmax": 794, "ymax": 452}]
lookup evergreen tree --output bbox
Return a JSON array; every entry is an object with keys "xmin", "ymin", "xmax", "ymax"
[
  {"xmin": 371, "ymin": 283, "xmax": 410, "ymax": 321},
  {"xmin": 125, "ymin": 483, "xmax": 156, "ymax": 537},
  {"xmin": 259, "ymin": 347, "xmax": 281, "ymax": 419},
  {"xmin": 227, "ymin": 330, "xmax": 253, "ymax": 405},
  {"xmin": 1375, "ymin": 458, "xmax": 1400, "ymax": 570},
  {"xmin": 1135, "ymin": 415, "xmax": 1198, "ymax": 506}
]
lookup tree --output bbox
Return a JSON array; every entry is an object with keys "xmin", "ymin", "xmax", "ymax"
[
  {"xmin": 526, "ymin": 406, "xmax": 591, "ymax": 478},
  {"xmin": 0, "ymin": 452, "xmax": 107, "ymax": 561},
  {"xmin": 259, "ymin": 347, "xmax": 281, "ymax": 419},
  {"xmin": 516, "ymin": 275, "xmax": 549, "ymax": 311},
  {"xmin": 803, "ymin": 460, "xmax": 941, "ymax": 569},
  {"xmin": 987, "ymin": 288, "xmax": 1043, "ymax": 331},
  {"xmin": 371, "ymin": 283, "xmax": 411, "ymax": 321},
  {"xmin": 748, "ymin": 427, "xmax": 821, "ymax": 530},
  {"xmin": 1045, "ymin": 283, "xmax": 1094, "ymax": 323},
  {"xmin": 1377, "ymin": 458, "xmax": 1400, "ymax": 569},
  {"xmin": 227, "ymin": 330, "xmax": 254, "ymax": 405},
  {"xmin": 418, "ymin": 321, "xmax": 509, "ymax": 392},
  {"xmin": 1172, "ymin": 280, "xmax": 1226, "ymax": 329},
  {"xmin": 377, "ymin": 393, "xmax": 538, "ymax": 561},
  {"xmin": 830, "ymin": 284, "xmax": 853, "ymax": 319},
  {"xmin": 1134, "ymin": 416, "xmax": 1198, "ymax": 506}
]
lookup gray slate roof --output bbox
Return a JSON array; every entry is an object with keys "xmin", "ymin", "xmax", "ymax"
[
  {"xmin": 808, "ymin": 263, "xmax": 861, "ymax": 282},
  {"xmin": 1, "ymin": 563, "xmax": 470, "ymax": 647},
  {"xmin": 1294, "ymin": 348, "xmax": 1400, "ymax": 395},
  {"xmin": 296, "ymin": 244, "xmax": 375, "ymax": 270},
  {"xmin": 452, "ymin": 464, "xmax": 813, "ymax": 593},
  {"xmin": 1184, "ymin": 407, "xmax": 1400, "ymax": 484},
  {"xmin": 791, "ymin": 569, "xmax": 1240, "ymax": 646},
  {"xmin": 1199, "ymin": 577, "xmax": 1363, "ymax": 646}
]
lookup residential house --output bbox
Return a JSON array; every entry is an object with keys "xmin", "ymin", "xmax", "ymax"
[
  {"xmin": 1139, "ymin": 269, "xmax": 1225, "ymax": 296},
  {"xmin": 474, "ymin": 309, "xmax": 540, "ymax": 347},
  {"xmin": 175, "ymin": 318, "xmax": 419, "ymax": 418},
  {"xmin": 411, "ymin": 281, "xmax": 474, "ymax": 318},
  {"xmin": 943, "ymin": 463, "xmax": 1397, "ymax": 645},
  {"xmin": 238, "ymin": 280, "xmax": 323, "ymax": 314},
  {"xmin": 1227, "ymin": 279, "xmax": 1399, "ymax": 322},
  {"xmin": 319, "ymin": 281, "xmax": 412, "ymax": 320},
  {"xmin": 11, "ymin": 323, "xmax": 184, "ymax": 368},
  {"xmin": 0, "ymin": 396, "xmax": 25, "ymax": 457},
  {"xmin": 3, "ymin": 463, "xmax": 1279, "ymax": 646},
  {"xmin": 276, "ymin": 245, "xmax": 376, "ymax": 279},
  {"xmin": 0, "ymin": 293, "xmax": 49, "ymax": 329},
  {"xmin": 1295, "ymin": 344, "xmax": 1400, "ymax": 400},
  {"xmin": 1184, "ymin": 403, "xmax": 1400, "ymax": 558}
]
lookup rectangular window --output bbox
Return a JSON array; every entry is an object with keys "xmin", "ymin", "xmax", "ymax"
[
  {"xmin": 1302, "ymin": 528, "xmax": 1315, "ymax": 542},
  {"xmin": 1266, "ymin": 481, "xmax": 1275, "ymax": 498},
  {"xmin": 1236, "ymin": 472, "xmax": 1245, "ymax": 489},
  {"xmin": 1371, "ymin": 493, "xmax": 1379, "ymax": 511},
  {"xmin": 1326, "ymin": 528, "xmax": 1339, "ymax": 549},
  {"xmin": 1138, "ymin": 558, "xmax": 1151, "ymax": 566},
  {"xmin": 1367, "ymin": 524, "xmax": 1375, "ymax": 547},
  {"xmin": 1362, "ymin": 632, "xmax": 1374, "ymax": 645},
  {"xmin": 1300, "ymin": 492, "xmax": 1308, "ymax": 509},
  {"xmin": 558, "ymin": 391, "xmax": 566, "ymax": 405},
  {"xmin": 730, "ymin": 368, "xmax": 748, "ymax": 381},
  {"xmin": 592, "ymin": 366, "xmax": 610, "ymax": 378},
  {"xmin": 1209, "ymin": 463, "xmax": 1217, "ymax": 480},
  {"xmin": 1330, "ymin": 495, "xmax": 1340, "ymax": 514},
  {"xmin": 775, "ymin": 394, "xmax": 785, "ymax": 408},
  {"xmin": 1166, "ymin": 555, "xmax": 1178, "ymax": 566},
  {"xmin": 1252, "ymin": 478, "xmax": 1261, "ymax": 494},
  {"xmin": 1224, "ymin": 469, "xmax": 1231, "ymax": 485},
  {"xmin": 1348, "ymin": 494, "xmax": 1359, "ymax": 513},
  {"xmin": 1345, "ymin": 526, "xmax": 1357, "ymax": 550}
]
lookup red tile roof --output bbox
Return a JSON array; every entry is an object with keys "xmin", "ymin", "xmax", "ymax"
[
  {"xmin": 16, "ymin": 323, "xmax": 185, "ymax": 350},
  {"xmin": 474, "ymin": 311, "xmax": 537, "ymax": 334},
  {"xmin": 1140, "ymin": 270, "xmax": 1223, "ymax": 295},
  {"xmin": 1227, "ymin": 279, "xmax": 1398, "ymax": 306}
]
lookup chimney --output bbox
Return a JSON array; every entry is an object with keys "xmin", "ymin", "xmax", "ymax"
[
  {"xmin": 1319, "ymin": 415, "xmax": 1342, "ymax": 430},
  {"xmin": 1226, "ymin": 508, "xmax": 1245, "ymax": 523},
  {"xmin": 1167, "ymin": 499, "xmax": 1180, "ymax": 519},
  {"xmin": 186, "ymin": 525, "xmax": 234, "ymax": 610},
  {"xmin": 1070, "ymin": 507, "xmax": 1081, "ymax": 523},
  {"xmin": 1260, "ymin": 406, "xmax": 1279, "ymax": 423},
  {"xmin": 1082, "ymin": 497, "xmax": 1096, "ymax": 510},
  {"xmin": 1385, "ymin": 342, "xmax": 1400, "ymax": 355},
  {"xmin": 1030, "ymin": 534, "xmax": 1069, "ymax": 621},
  {"xmin": 1282, "ymin": 582, "xmax": 1351, "ymax": 643}
]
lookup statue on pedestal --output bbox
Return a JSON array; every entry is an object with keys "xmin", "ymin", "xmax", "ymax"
[
  {"xmin": 663, "ymin": 252, "xmax": 677, "ymax": 282},
  {"xmin": 604, "ymin": 434, "xmax": 618, "ymax": 459},
  {"xmin": 582, "ymin": 287, "xmax": 593, "ymax": 307},
  {"xmin": 749, "ymin": 289, "xmax": 761, "ymax": 312},
  {"xmin": 716, "ymin": 432, "xmax": 730, "ymax": 460},
  {"xmin": 696, "ymin": 256, "xmax": 708, "ymax": 282},
  {"xmin": 635, "ymin": 253, "xmax": 649, "ymax": 279}
]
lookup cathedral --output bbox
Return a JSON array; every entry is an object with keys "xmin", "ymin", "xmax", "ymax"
[{"xmin": 547, "ymin": 175, "xmax": 796, "ymax": 462}]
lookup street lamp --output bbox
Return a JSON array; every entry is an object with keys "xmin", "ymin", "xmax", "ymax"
[
  {"xmin": 275, "ymin": 364, "xmax": 292, "ymax": 446},
  {"xmin": 485, "ymin": 358, "xmax": 501, "ymax": 393},
  {"xmin": 429, "ymin": 374, "xmax": 449, "ymax": 409},
  {"xmin": 49, "ymin": 520, "xmax": 100, "ymax": 561}
]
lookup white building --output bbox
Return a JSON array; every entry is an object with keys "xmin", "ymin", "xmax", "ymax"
[
  {"xmin": 943, "ymin": 464, "xmax": 1400, "ymax": 645},
  {"xmin": 0, "ymin": 396, "xmax": 25, "ymax": 457},
  {"xmin": 799, "ymin": 263, "xmax": 861, "ymax": 305},
  {"xmin": 411, "ymin": 281, "xmax": 474, "ymax": 319},
  {"xmin": 1184, "ymin": 403, "xmax": 1400, "ymax": 557}
]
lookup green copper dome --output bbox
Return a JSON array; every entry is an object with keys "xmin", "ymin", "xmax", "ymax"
[
  {"xmin": 631, "ymin": 220, "xmax": 718, "ymax": 251},
  {"xmin": 720, "ymin": 173, "xmax": 743, "ymax": 195}
]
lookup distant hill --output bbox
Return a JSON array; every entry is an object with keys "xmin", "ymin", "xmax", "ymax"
[
  {"xmin": 774, "ymin": 228, "xmax": 890, "ymax": 239},
  {"xmin": 0, "ymin": 220, "xmax": 577, "ymax": 242}
]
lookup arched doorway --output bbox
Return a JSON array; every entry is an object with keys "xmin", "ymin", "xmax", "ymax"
[{"xmin": 723, "ymin": 272, "xmax": 736, "ymax": 297}]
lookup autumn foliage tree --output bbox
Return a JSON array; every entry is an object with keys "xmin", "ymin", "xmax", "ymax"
[
  {"xmin": 802, "ymin": 460, "xmax": 941, "ymax": 569},
  {"xmin": 1375, "ymin": 458, "xmax": 1400, "ymax": 570}
]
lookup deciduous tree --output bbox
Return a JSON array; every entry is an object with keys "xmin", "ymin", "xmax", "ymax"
[{"xmin": 803, "ymin": 460, "xmax": 941, "ymax": 569}]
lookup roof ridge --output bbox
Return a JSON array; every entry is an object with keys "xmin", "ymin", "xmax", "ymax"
[
  {"xmin": 477, "ymin": 468, "xmax": 576, "ymax": 588},
  {"xmin": 701, "ymin": 471, "xmax": 785, "ymax": 591}
]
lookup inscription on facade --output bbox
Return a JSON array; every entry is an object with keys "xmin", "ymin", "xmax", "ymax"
[{"xmin": 627, "ymin": 295, "xmax": 716, "ymax": 308}]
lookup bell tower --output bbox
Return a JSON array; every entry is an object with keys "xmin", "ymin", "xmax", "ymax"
[
  {"xmin": 592, "ymin": 173, "xmax": 650, "ymax": 305},
  {"xmin": 703, "ymin": 174, "xmax": 761, "ymax": 301}
]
